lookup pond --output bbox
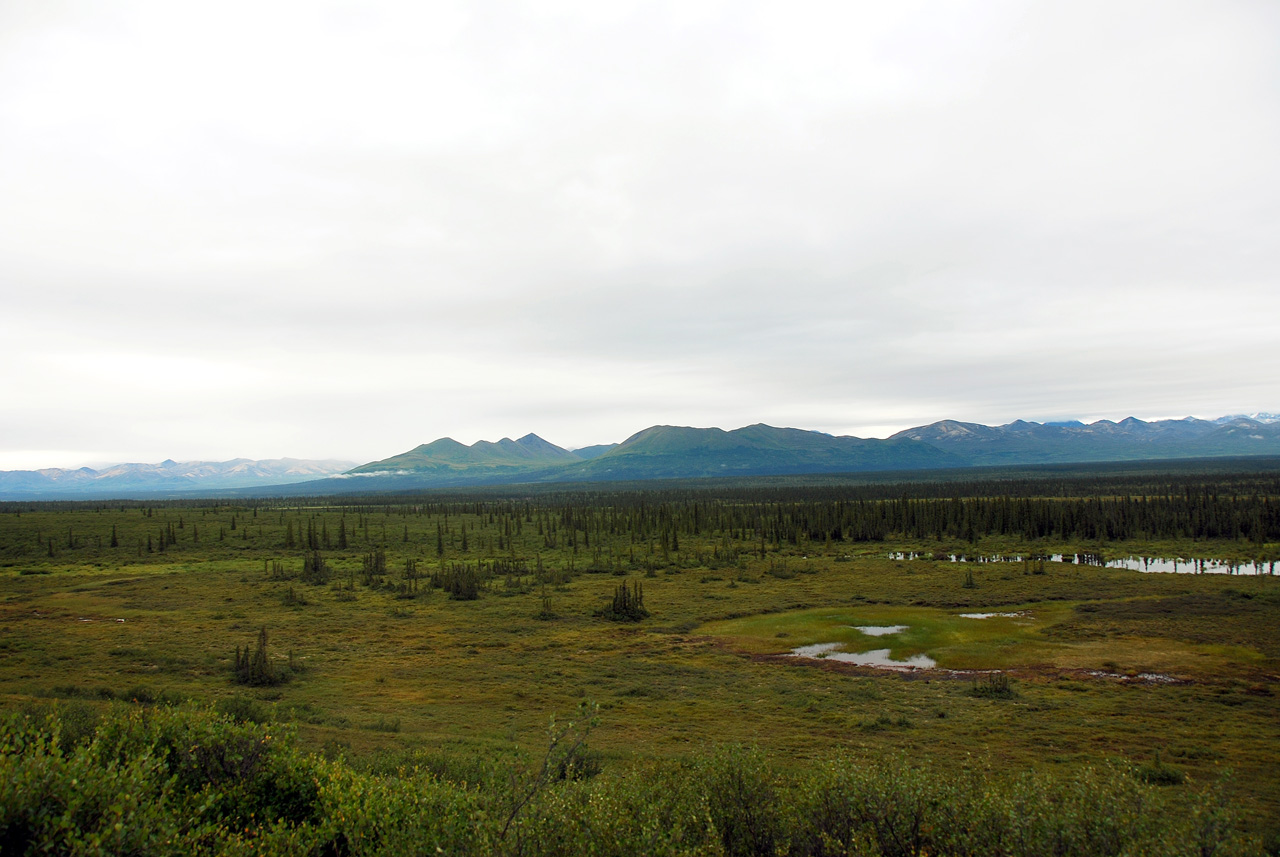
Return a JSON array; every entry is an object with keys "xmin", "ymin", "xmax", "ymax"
[
  {"xmin": 887, "ymin": 552, "xmax": 1275, "ymax": 575},
  {"xmin": 850, "ymin": 624, "xmax": 907, "ymax": 636},
  {"xmin": 788, "ymin": 641, "xmax": 937, "ymax": 670}
]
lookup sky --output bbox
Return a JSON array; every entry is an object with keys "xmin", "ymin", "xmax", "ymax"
[{"xmin": 1, "ymin": 1, "xmax": 1278, "ymax": 470}]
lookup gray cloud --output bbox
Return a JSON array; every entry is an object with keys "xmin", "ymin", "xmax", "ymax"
[{"xmin": 1, "ymin": 1, "xmax": 1277, "ymax": 468}]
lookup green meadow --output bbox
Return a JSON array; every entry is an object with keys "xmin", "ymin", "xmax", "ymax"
[
  {"xmin": 704, "ymin": 599, "xmax": 1267, "ymax": 675},
  {"xmin": 1, "ymin": 482, "xmax": 1278, "ymax": 852}
]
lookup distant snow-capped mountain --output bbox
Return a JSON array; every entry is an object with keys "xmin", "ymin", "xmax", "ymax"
[
  {"xmin": 0, "ymin": 458, "xmax": 358, "ymax": 498},
  {"xmin": 3, "ymin": 412, "xmax": 1277, "ymax": 499},
  {"xmin": 889, "ymin": 416, "xmax": 1280, "ymax": 465},
  {"xmin": 1215, "ymin": 413, "xmax": 1280, "ymax": 424}
]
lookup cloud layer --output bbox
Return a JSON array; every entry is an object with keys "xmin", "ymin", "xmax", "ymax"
[{"xmin": 2, "ymin": 1, "xmax": 1277, "ymax": 468}]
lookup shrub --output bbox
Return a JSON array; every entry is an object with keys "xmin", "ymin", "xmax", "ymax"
[
  {"xmin": 0, "ymin": 706, "xmax": 1256, "ymax": 857},
  {"xmin": 696, "ymin": 746, "xmax": 783, "ymax": 857},
  {"xmin": 0, "ymin": 721, "xmax": 183, "ymax": 856},
  {"xmin": 232, "ymin": 627, "xmax": 295, "ymax": 687},
  {"xmin": 969, "ymin": 672, "xmax": 1017, "ymax": 699},
  {"xmin": 597, "ymin": 579, "xmax": 650, "ymax": 621},
  {"xmin": 300, "ymin": 550, "xmax": 329, "ymax": 585},
  {"xmin": 217, "ymin": 694, "xmax": 274, "ymax": 724},
  {"xmin": 1135, "ymin": 751, "xmax": 1186, "ymax": 786}
]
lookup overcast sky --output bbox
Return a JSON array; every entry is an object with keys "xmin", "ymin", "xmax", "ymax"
[{"xmin": 2, "ymin": 1, "xmax": 1277, "ymax": 469}]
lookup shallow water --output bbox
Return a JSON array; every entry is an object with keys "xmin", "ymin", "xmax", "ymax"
[
  {"xmin": 958, "ymin": 612, "xmax": 1025, "ymax": 619},
  {"xmin": 888, "ymin": 552, "xmax": 1274, "ymax": 575},
  {"xmin": 788, "ymin": 642, "xmax": 937, "ymax": 670},
  {"xmin": 851, "ymin": 624, "xmax": 907, "ymax": 636}
]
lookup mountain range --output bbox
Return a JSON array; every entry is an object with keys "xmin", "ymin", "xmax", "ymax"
[
  {"xmin": 889, "ymin": 415, "xmax": 1280, "ymax": 466},
  {"xmin": 2, "ymin": 415, "xmax": 1279, "ymax": 499},
  {"xmin": 0, "ymin": 458, "xmax": 357, "ymax": 499},
  {"xmin": 344, "ymin": 424, "xmax": 957, "ymax": 487}
]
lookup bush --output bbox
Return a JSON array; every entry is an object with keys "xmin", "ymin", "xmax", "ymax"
[
  {"xmin": 697, "ymin": 746, "xmax": 783, "ymax": 857},
  {"xmin": 0, "ymin": 721, "xmax": 183, "ymax": 856},
  {"xmin": 0, "ymin": 706, "xmax": 1257, "ymax": 857},
  {"xmin": 1135, "ymin": 751, "xmax": 1186, "ymax": 786},
  {"xmin": 217, "ymin": 694, "xmax": 274, "ymax": 724},
  {"xmin": 232, "ymin": 627, "xmax": 296, "ymax": 687},
  {"xmin": 968, "ymin": 672, "xmax": 1017, "ymax": 699},
  {"xmin": 597, "ymin": 579, "xmax": 649, "ymax": 622}
]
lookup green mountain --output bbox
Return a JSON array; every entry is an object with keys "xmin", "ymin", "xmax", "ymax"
[
  {"xmin": 329, "ymin": 424, "xmax": 961, "ymax": 493},
  {"xmin": 329, "ymin": 417, "xmax": 1280, "ymax": 495},
  {"xmin": 26, "ymin": 415, "xmax": 1276, "ymax": 500},
  {"xmin": 554, "ymin": 424, "xmax": 959, "ymax": 481},
  {"xmin": 568, "ymin": 443, "xmax": 617, "ymax": 460},
  {"xmin": 890, "ymin": 417, "xmax": 1280, "ymax": 465},
  {"xmin": 349, "ymin": 433, "xmax": 580, "ymax": 476}
]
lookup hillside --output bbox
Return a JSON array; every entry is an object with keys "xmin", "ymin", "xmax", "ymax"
[
  {"xmin": 349, "ymin": 433, "xmax": 580, "ymax": 475},
  {"xmin": 553, "ymin": 424, "xmax": 961, "ymax": 481}
]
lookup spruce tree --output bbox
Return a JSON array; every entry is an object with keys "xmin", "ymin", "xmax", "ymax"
[{"xmin": 597, "ymin": 579, "xmax": 649, "ymax": 622}]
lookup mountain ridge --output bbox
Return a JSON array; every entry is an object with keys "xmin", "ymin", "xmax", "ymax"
[
  {"xmin": 3, "ymin": 414, "xmax": 1279, "ymax": 499},
  {"xmin": 351, "ymin": 433, "xmax": 579, "ymax": 474},
  {"xmin": 890, "ymin": 416, "xmax": 1280, "ymax": 465},
  {"xmin": 0, "ymin": 458, "xmax": 358, "ymax": 498}
]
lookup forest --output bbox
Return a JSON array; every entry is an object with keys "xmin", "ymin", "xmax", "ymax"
[{"xmin": 1, "ymin": 465, "xmax": 1277, "ymax": 855}]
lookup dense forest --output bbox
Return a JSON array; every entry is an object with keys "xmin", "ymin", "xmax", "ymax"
[{"xmin": 4, "ymin": 468, "xmax": 1279, "ymax": 567}]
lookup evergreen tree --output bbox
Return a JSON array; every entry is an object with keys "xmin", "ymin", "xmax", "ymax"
[
  {"xmin": 597, "ymin": 579, "xmax": 649, "ymax": 622},
  {"xmin": 232, "ymin": 627, "xmax": 284, "ymax": 686},
  {"xmin": 301, "ymin": 551, "xmax": 329, "ymax": 585}
]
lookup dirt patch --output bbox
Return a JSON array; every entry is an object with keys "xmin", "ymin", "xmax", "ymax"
[{"xmin": 748, "ymin": 652, "xmax": 1201, "ymax": 686}]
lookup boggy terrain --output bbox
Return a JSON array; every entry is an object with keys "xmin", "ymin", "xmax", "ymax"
[{"xmin": 1, "ymin": 479, "xmax": 1278, "ymax": 853}]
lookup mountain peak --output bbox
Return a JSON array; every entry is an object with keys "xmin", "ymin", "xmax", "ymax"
[{"xmin": 350, "ymin": 432, "xmax": 578, "ymax": 474}]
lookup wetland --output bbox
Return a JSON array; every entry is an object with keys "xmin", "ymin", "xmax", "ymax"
[{"xmin": 1, "ymin": 469, "xmax": 1278, "ymax": 853}]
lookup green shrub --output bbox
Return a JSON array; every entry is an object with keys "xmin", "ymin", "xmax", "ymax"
[
  {"xmin": 1134, "ymin": 751, "xmax": 1186, "ymax": 786},
  {"xmin": 217, "ymin": 694, "xmax": 274, "ymax": 724},
  {"xmin": 968, "ymin": 672, "xmax": 1017, "ymax": 699},
  {"xmin": 697, "ymin": 746, "xmax": 783, "ymax": 857},
  {"xmin": 232, "ymin": 627, "xmax": 296, "ymax": 687},
  {"xmin": 0, "ymin": 709, "xmax": 186, "ymax": 855},
  {"xmin": 0, "ymin": 706, "xmax": 1257, "ymax": 857},
  {"xmin": 597, "ymin": 579, "xmax": 649, "ymax": 622}
]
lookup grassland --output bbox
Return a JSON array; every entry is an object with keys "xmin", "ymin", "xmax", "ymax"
[{"xmin": 1, "ymin": 491, "xmax": 1278, "ymax": 845}]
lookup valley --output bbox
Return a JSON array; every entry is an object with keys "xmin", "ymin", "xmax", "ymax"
[{"xmin": 1, "ymin": 466, "xmax": 1278, "ymax": 852}]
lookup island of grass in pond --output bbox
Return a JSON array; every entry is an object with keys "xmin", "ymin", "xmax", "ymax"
[{"xmin": 704, "ymin": 602, "xmax": 1263, "ymax": 676}]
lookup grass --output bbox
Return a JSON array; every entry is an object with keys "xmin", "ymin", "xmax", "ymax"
[
  {"xmin": 702, "ymin": 598, "xmax": 1266, "ymax": 676},
  {"xmin": 0, "ymin": 499, "xmax": 1277, "ymax": 836}
]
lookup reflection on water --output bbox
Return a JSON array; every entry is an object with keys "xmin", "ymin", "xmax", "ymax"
[
  {"xmin": 851, "ymin": 625, "xmax": 907, "ymax": 636},
  {"xmin": 959, "ymin": 612, "xmax": 1025, "ymax": 619},
  {"xmin": 888, "ymin": 552, "xmax": 1274, "ymax": 575},
  {"xmin": 788, "ymin": 641, "xmax": 937, "ymax": 670}
]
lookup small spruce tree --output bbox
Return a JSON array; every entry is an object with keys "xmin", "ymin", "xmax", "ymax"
[
  {"xmin": 597, "ymin": 579, "xmax": 649, "ymax": 622},
  {"xmin": 233, "ymin": 627, "xmax": 279, "ymax": 686}
]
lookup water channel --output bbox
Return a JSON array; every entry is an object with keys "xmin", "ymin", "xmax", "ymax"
[{"xmin": 887, "ymin": 552, "xmax": 1274, "ymax": 575}]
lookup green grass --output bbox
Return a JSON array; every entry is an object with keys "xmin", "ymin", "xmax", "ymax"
[{"xmin": 703, "ymin": 599, "xmax": 1266, "ymax": 675}]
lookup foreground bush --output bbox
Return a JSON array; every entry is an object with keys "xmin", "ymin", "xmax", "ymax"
[{"xmin": 0, "ymin": 705, "xmax": 1261, "ymax": 856}]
